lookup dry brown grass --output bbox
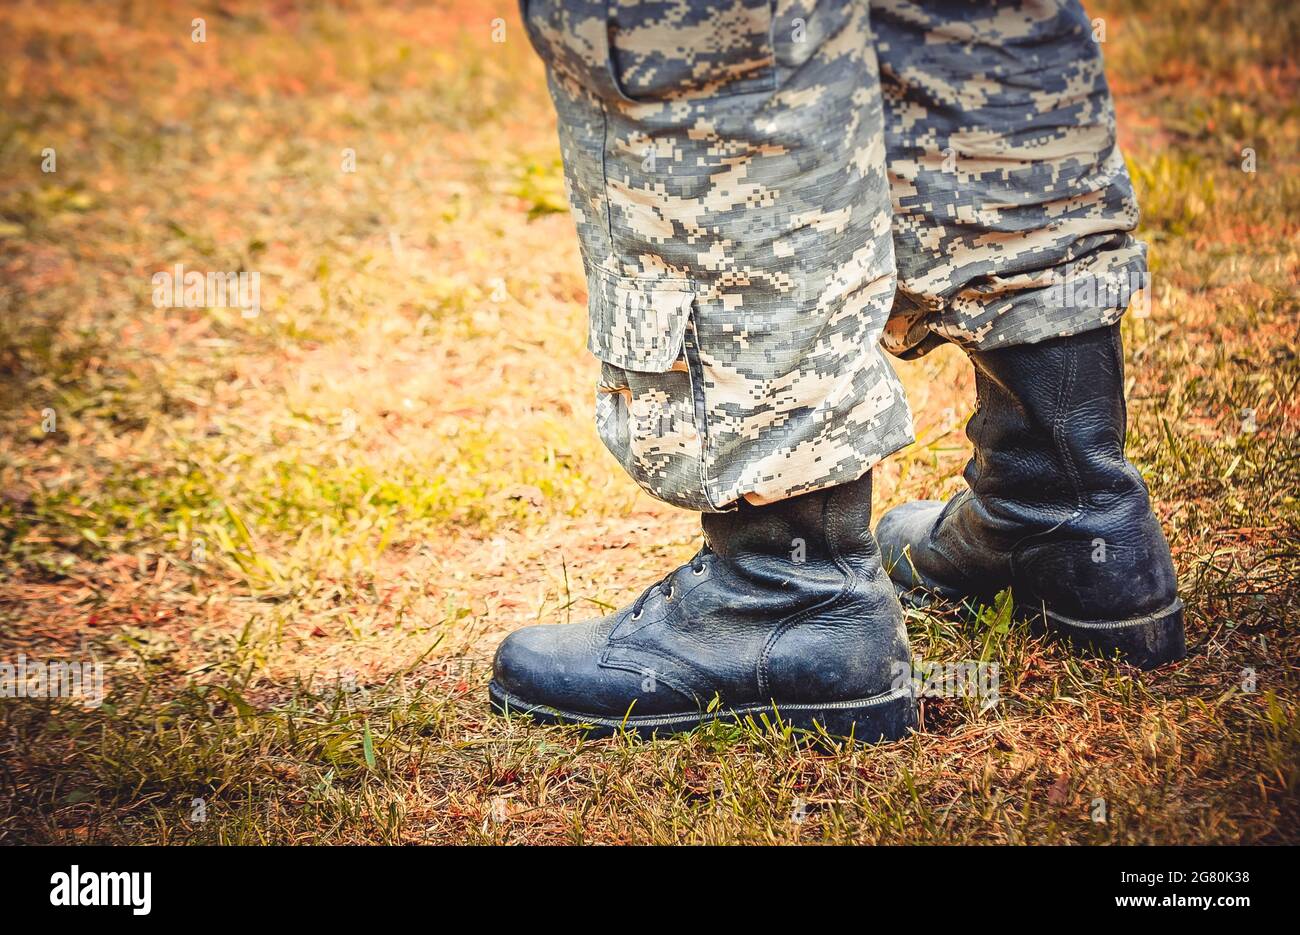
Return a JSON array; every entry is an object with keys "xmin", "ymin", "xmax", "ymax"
[{"xmin": 0, "ymin": 0, "xmax": 1296, "ymax": 844}]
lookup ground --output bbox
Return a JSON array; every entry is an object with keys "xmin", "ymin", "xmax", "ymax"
[{"xmin": 0, "ymin": 0, "xmax": 1296, "ymax": 844}]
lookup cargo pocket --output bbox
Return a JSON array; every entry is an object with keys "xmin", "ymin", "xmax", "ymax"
[
  {"xmin": 606, "ymin": 0, "xmax": 777, "ymax": 103},
  {"xmin": 520, "ymin": 0, "xmax": 776, "ymax": 106},
  {"xmin": 588, "ymin": 270, "xmax": 716, "ymax": 512}
]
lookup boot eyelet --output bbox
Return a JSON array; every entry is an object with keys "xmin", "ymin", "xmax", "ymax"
[
  {"xmin": 692, "ymin": 566, "xmax": 705, "ymax": 576},
  {"xmin": 664, "ymin": 587, "xmax": 674, "ymax": 602},
  {"xmin": 630, "ymin": 610, "xmax": 642, "ymax": 621}
]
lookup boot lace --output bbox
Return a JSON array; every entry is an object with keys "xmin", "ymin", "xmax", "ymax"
[{"xmin": 629, "ymin": 547, "xmax": 710, "ymax": 620}]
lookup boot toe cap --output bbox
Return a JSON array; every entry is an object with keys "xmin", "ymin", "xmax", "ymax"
[
  {"xmin": 491, "ymin": 618, "xmax": 676, "ymax": 719},
  {"xmin": 491, "ymin": 622, "xmax": 586, "ymax": 706},
  {"xmin": 875, "ymin": 500, "xmax": 945, "ymax": 585}
]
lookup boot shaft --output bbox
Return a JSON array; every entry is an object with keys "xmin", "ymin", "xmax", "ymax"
[
  {"xmin": 702, "ymin": 472, "xmax": 877, "ymax": 568},
  {"xmin": 967, "ymin": 325, "xmax": 1147, "ymax": 522}
]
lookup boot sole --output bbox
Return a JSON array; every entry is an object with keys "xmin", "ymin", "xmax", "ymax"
[
  {"xmin": 896, "ymin": 584, "xmax": 1187, "ymax": 670},
  {"xmin": 488, "ymin": 681, "xmax": 918, "ymax": 744}
]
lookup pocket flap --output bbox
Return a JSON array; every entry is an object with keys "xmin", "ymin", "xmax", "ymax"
[{"xmin": 587, "ymin": 272, "xmax": 695, "ymax": 373}]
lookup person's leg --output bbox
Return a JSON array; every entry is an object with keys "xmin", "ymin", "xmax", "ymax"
[
  {"xmin": 491, "ymin": 0, "xmax": 917, "ymax": 739},
  {"xmin": 520, "ymin": 0, "xmax": 913, "ymax": 509},
  {"xmin": 871, "ymin": 0, "xmax": 1185, "ymax": 668}
]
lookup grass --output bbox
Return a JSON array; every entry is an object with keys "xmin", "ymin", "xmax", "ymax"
[{"xmin": 0, "ymin": 0, "xmax": 1297, "ymax": 844}]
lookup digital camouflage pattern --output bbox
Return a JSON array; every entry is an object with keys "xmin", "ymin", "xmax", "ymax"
[
  {"xmin": 874, "ymin": 0, "xmax": 1146, "ymax": 358},
  {"xmin": 518, "ymin": 0, "xmax": 1144, "ymax": 511}
]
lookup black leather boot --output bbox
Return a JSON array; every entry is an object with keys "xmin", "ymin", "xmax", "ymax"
[
  {"xmin": 489, "ymin": 472, "xmax": 918, "ymax": 741},
  {"xmin": 875, "ymin": 324, "xmax": 1185, "ymax": 669}
]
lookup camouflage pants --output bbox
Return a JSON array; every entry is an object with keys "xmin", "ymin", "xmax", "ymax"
[{"xmin": 519, "ymin": 0, "xmax": 1146, "ymax": 511}]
